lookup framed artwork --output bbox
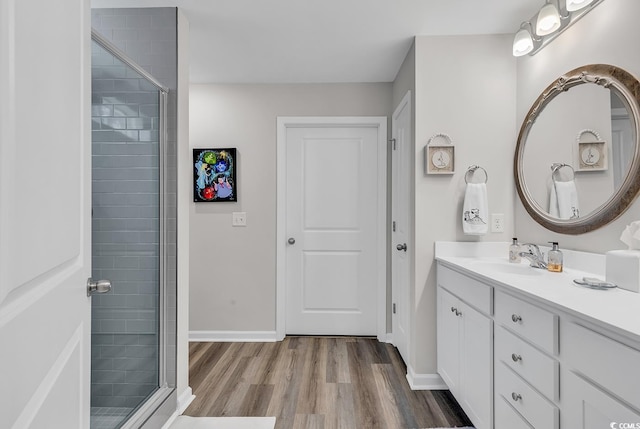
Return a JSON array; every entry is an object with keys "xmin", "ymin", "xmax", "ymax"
[
  {"xmin": 426, "ymin": 145, "xmax": 455, "ymax": 174},
  {"xmin": 577, "ymin": 141, "xmax": 607, "ymax": 171},
  {"xmin": 425, "ymin": 133, "xmax": 455, "ymax": 175},
  {"xmin": 193, "ymin": 148, "xmax": 237, "ymax": 202}
]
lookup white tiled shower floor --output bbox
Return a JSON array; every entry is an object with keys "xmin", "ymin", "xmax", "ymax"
[{"xmin": 91, "ymin": 407, "xmax": 133, "ymax": 429}]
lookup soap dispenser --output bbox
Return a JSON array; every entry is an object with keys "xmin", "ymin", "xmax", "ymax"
[
  {"xmin": 547, "ymin": 242, "xmax": 563, "ymax": 272},
  {"xmin": 509, "ymin": 238, "xmax": 521, "ymax": 263}
]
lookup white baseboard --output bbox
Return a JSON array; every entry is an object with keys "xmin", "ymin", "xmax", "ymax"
[
  {"xmin": 189, "ymin": 330, "xmax": 278, "ymax": 342},
  {"xmin": 177, "ymin": 387, "xmax": 195, "ymax": 413},
  {"xmin": 406, "ymin": 365, "xmax": 447, "ymax": 390},
  {"xmin": 381, "ymin": 332, "xmax": 393, "ymax": 343},
  {"xmin": 161, "ymin": 387, "xmax": 194, "ymax": 429}
]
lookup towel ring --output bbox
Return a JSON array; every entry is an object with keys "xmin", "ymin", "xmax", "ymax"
[
  {"xmin": 465, "ymin": 165, "xmax": 488, "ymax": 184},
  {"xmin": 551, "ymin": 163, "xmax": 575, "ymax": 182}
]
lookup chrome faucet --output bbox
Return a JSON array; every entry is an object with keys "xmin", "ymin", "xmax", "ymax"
[{"xmin": 518, "ymin": 243, "xmax": 547, "ymax": 269}]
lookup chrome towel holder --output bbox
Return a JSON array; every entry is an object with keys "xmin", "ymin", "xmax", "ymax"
[
  {"xmin": 551, "ymin": 163, "xmax": 575, "ymax": 182},
  {"xmin": 465, "ymin": 165, "xmax": 488, "ymax": 184}
]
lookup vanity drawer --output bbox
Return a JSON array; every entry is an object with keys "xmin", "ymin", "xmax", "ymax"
[
  {"xmin": 562, "ymin": 321, "xmax": 640, "ymax": 407},
  {"xmin": 495, "ymin": 394, "xmax": 534, "ymax": 429},
  {"xmin": 494, "ymin": 290, "xmax": 558, "ymax": 355},
  {"xmin": 495, "ymin": 362, "xmax": 559, "ymax": 429},
  {"xmin": 495, "ymin": 325, "xmax": 559, "ymax": 401},
  {"xmin": 437, "ymin": 264, "xmax": 492, "ymax": 315}
]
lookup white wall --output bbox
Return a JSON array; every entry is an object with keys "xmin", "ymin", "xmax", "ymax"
[
  {"xmin": 176, "ymin": 9, "xmax": 191, "ymax": 409},
  {"xmin": 411, "ymin": 34, "xmax": 517, "ymax": 376},
  {"xmin": 188, "ymin": 83, "xmax": 392, "ymax": 336},
  {"xmin": 515, "ymin": 0, "xmax": 640, "ymax": 252},
  {"xmin": 392, "ymin": 41, "xmax": 416, "ymax": 110}
]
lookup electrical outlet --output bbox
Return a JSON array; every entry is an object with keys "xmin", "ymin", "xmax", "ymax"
[
  {"xmin": 491, "ymin": 213, "xmax": 505, "ymax": 233},
  {"xmin": 232, "ymin": 212, "xmax": 247, "ymax": 227}
]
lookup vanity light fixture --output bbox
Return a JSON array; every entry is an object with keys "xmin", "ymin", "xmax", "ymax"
[
  {"xmin": 512, "ymin": 0, "xmax": 604, "ymax": 56},
  {"xmin": 513, "ymin": 22, "xmax": 539, "ymax": 57},
  {"xmin": 536, "ymin": 1, "xmax": 562, "ymax": 36},
  {"xmin": 566, "ymin": 0, "xmax": 596, "ymax": 12}
]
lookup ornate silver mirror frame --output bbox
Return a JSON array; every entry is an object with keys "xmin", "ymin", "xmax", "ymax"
[{"xmin": 515, "ymin": 64, "xmax": 640, "ymax": 234}]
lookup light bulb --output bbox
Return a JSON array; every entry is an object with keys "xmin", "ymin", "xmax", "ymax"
[
  {"xmin": 536, "ymin": 2, "xmax": 561, "ymax": 36},
  {"xmin": 566, "ymin": 0, "xmax": 595, "ymax": 12},
  {"xmin": 513, "ymin": 28, "xmax": 534, "ymax": 57}
]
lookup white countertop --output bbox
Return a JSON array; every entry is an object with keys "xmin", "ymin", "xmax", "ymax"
[{"xmin": 435, "ymin": 241, "xmax": 640, "ymax": 342}]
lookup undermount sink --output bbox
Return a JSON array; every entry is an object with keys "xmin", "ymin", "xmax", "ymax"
[{"xmin": 470, "ymin": 259, "xmax": 544, "ymax": 276}]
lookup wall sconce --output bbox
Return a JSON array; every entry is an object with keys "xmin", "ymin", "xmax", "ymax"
[{"xmin": 512, "ymin": 0, "xmax": 604, "ymax": 57}]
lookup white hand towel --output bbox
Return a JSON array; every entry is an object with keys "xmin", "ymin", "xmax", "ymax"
[
  {"xmin": 462, "ymin": 183, "xmax": 488, "ymax": 235},
  {"xmin": 549, "ymin": 180, "xmax": 579, "ymax": 220}
]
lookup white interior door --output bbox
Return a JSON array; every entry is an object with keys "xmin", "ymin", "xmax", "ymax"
[
  {"xmin": 278, "ymin": 118, "xmax": 386, "ymax": 337},
  {"xmin": 391, "ymin": 91, "xmax": 411, "ymax": 364},
  {"xmin": 0, "ymin": 1, "xmax": 91, "ymax": 428},
  {"xmin": 612, "ymin": 115, "xmax": 633, "ymax": 189}
]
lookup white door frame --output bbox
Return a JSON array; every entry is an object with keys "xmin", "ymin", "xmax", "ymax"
[{"xmin": 276, "ymin": 116, "xmax": 387, "ymax": 341}]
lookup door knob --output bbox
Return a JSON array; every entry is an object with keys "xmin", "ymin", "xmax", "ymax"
[
  {"xmin": 396, "ymin": 243, "xmax": 407, "ymax": 252},
  {"xmin": 87, "ymin": 278, "xmax": 112, "ymax": 297},
  {"xmin": 288, "ymin": 237, "xmax": 296, "ymax": 245}
]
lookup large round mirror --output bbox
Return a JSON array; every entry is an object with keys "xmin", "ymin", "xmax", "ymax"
[{"xmin": 515, "ymin": 64, "xmax": 640, "ymax": 234}]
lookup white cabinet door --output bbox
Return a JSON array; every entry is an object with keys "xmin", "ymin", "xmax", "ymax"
[
  {"xmin": 0, "ymin": 0, "xmax": 91, "ymax": 428},
  {"xmin": 460, "ymin": 301, "xmax": 493, "ymax": 429},
  {"xmin": 562, "ymin": 370, "xmax": 640, "ymax": 429},
  {"xmin": 437, "ymin": 287, "xmax": 461, "ymax": 395},
  {"xmin": 437, "ymin": 284, "xmax": 493, "ymax": 429}
]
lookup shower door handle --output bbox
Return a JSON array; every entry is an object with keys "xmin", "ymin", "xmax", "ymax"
[{"xmin": 87, "ymin": 278, "xmax": 112, "ymax": 297}]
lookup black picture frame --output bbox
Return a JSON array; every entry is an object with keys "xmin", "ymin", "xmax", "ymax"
[{"xmin": 193, "ymin": 148, "xmax": 237, "ymax": 202}]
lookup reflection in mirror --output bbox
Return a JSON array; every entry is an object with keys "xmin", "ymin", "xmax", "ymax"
[
  {"xmin": 522, "ymin": 84, "xmax": 635, "ymax": 218},
  {"xmin": 611, "ymin": 92, "xmax": 634, "ymax": 188},
  {"xmin": 515, "ymin": 64, "xmax": 640, "ymax": 234}
]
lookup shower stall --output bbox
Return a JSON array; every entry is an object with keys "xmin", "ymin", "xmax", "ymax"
[{"xmin": 90, "ymin": 28, "xmax": 177, "ymax": 429}]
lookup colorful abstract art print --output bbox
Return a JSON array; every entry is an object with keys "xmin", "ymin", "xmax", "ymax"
[{"xmin": 193, "ymin": 148, "xmax": 237, "ymax": 202}]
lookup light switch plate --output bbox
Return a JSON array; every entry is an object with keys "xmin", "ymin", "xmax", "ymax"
[{"xmin": 232, "ymin": 212, "xmax": 247, "ymax": 227}]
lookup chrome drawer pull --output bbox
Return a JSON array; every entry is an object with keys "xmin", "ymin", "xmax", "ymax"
[
  {"xmin": 511, "ymin": 314, "xmax": 522, "ymax": 323},
  {"xmin": 511, "ymin": 353, "xmax": 522, "ymax": 362},
  {"xmin": 511, "ymin": 392, "xmax": 522, "ymax": 402}
]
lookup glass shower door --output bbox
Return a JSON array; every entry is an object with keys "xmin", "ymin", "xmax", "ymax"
[{"xmin": 90, "ymin": 35, "xmax": 166, "ymax": 429}]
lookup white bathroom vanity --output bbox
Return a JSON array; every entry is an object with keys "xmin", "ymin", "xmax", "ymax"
[{"xmin": 435, "ymin": 241, "xmax": 640, "ymax": 429}]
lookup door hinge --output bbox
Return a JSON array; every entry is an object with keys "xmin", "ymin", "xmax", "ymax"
[
  {"xmin": 393, "ymin": 303, "xmax": 396, "ymax": 314},
  {"xmin": 389, "ymin": 138, "xmax": 396, "ymax": 150},
  {"xmin": 392, "ymin": 221, "xmax": 396, "ymax": 232}
]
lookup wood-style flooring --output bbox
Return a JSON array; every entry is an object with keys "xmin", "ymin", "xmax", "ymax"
[{"xmin": 185, "ymin": 337, "xmax": 473, "ymax": 429}]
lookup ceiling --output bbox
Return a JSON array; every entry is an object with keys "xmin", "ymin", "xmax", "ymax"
[{"xmin": 92, "ymin": 0, "xmax": 542, "ymax": 84}]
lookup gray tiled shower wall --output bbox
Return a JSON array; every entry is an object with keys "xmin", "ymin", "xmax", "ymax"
[
  {"xmin": 91, "ymin": 43, "xmax": 160, "ymax": 408},
  {"xmin": 91, "ymin": 8, "xmax": 178, "ymax": 410}
]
